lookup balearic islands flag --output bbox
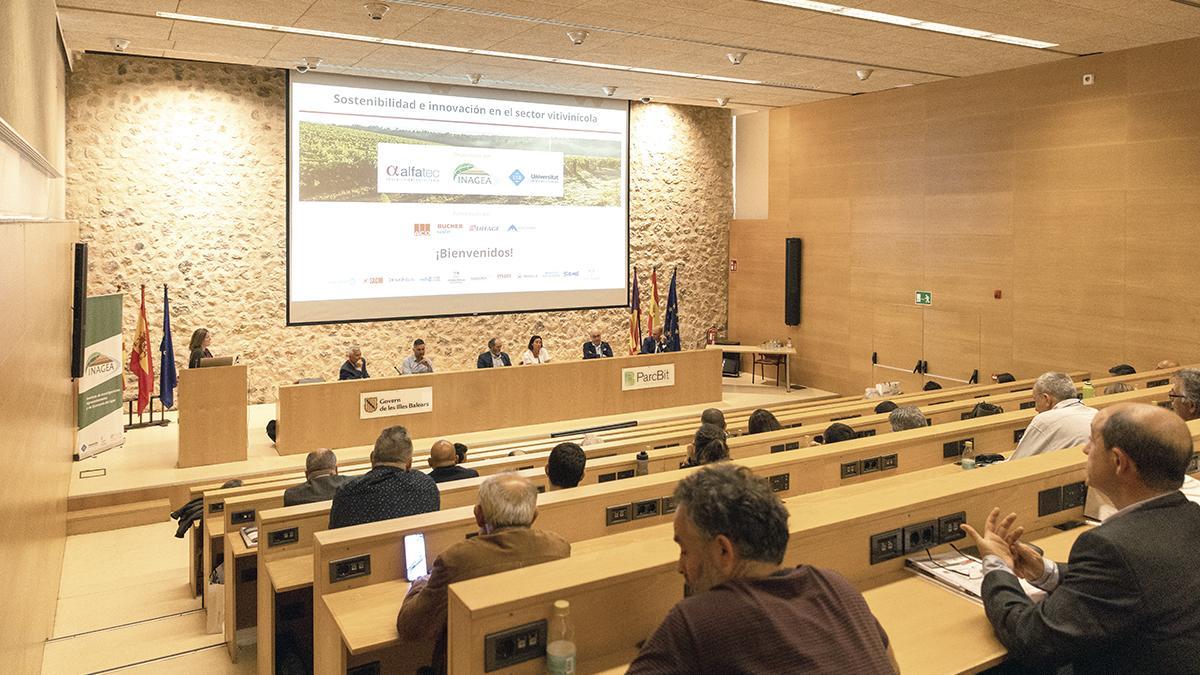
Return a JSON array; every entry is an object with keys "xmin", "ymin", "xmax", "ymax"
[{"xmin": 129, "ymin": 285, "xmax": 154, "ymax": 414}]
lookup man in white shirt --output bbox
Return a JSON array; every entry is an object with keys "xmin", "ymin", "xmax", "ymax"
[
  {"xmin": 1009, "ymin": 372, "xmax": 1097, "ymax": 461},
  {"xmin": 400, "ymin": 339, "xmax": 433, "ymax": 374}
]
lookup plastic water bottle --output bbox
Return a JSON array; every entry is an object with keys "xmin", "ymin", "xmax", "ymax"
[
  {"xmin": 546, "ymin": 600, "xmax": 576, "ymax": 674},
  {"xmin": 635, "ymin": 451, "xmax": 649, "ymax": 476},
  {"xmin": 961, "ymin": 440, "xmax": 976, "ymax": 470},
  {"xmin": 1081, "ymin": 380, "xmax": 1095, "ymax": 399}
]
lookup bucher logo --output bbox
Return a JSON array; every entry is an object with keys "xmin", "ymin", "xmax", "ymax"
[
  {"xmin": 509, "ymin": 169, "xmax": 525, "ymax": 186},
  {"xmin": 453, "ymin": 163, "xmax": 493, "ymax": 185},
  {"xmin": 414, "ymin": 223, "xmax": 431, "ymax": 236},
  {"xmin": 363, "ymin": 397, "xmax": 379, "ymax": 413},
  {"xmin": 85, "ymin": 352, "xmax": 118, "ymax": 377}
]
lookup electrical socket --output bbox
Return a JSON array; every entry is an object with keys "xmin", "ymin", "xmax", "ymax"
[
  {"xmin": 902, "ymin": 521, "xmax": 938, "ymax": 553},
  {"xmin": 632, "ymin": 498, "xmax": 661, "ymax": 520},
  {"xmin": 860, "ymin": 456, "xmax": 881, "ymax": 473},
  {"xmin": 880, "ymin": 454, "xmax": 898, "ymax": 470},
  {"xmin": 1062, "ymin": 481, "xmax": 1088, "ymax": 509},
  {"xmin": 840, "ymin": 460, "xmax": 861, "ymax": 479},
  {"xmin": 768, "ymin": 473, "xmax": 790, "ymax": 492},
  {"xmin": 598, "ymin": 472, "xmax": 616, "ymax": 483},
  {"xmin": 231, "ymin": 509, "xmax": 255, "ymax": 525},
  {"xmin": 785, "ymin": 441, "xmax": 800, "ymax": 451},
  {"xmin": 616, "ymin": 469, "xmax": 636, "ymax": 480},
  {"xmin": 329, "ymin": 554, "xmax": 370, "ymax": 583},
  {"xmin": 605, "ymin": 504, "xmax": 631, "ymax": 526},
  {"xmin": 770, "ymin": 444, "xmax": 786, "ymax": 453},
  {"xmin": 1020, "ymin": 400, "xmax": 1036, "ymax": 410},
  {"xmin": 869, "ymin": 529, "xmax": 903, "ymax": 564},
  {"xmin": 267, "ymin": 527, "xmax": 299, "ymax": 547},
  {"xmin": 1038, "ymin": 486, "xmax": 1064, "ymax": 516},
  {"xmin": 484, "ymin": 620, "xmax": 547, "ymax": 671},
  {"xmin": 937, "ymin": 512, "xmax": 966, "ymax": 543},
  {"xmin": 661, "ymin": 495, "xmax": 677, "ymax": 514},
  {"xmin": 1147, "ymin": 378, "xmax": 1169, "ymax": 388}
]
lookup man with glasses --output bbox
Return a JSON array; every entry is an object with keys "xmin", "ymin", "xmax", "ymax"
[
  {"xmin": 582, "ymin": 327, "xmax": 613, "ymax": 359},
  {"xmin": 1169, "ymin": 368, "xmax": 1200, "ymax": 422}
]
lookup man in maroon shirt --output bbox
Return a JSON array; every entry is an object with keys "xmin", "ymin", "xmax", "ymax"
[{"xmin": 628, "ymin": 463, "xmax": 897, "ymax": 674}]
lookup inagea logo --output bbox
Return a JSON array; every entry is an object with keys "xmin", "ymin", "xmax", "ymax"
[
  {"xmin": 453, "ymin": 163, "xmax": 493, "ymax": 185},
  {"xmin": 414, "ymin": 223, "xmax": 431, "ymax": 236},
  {"xmin": 85, "ymin": 352, "xmax": 118, "ymax": 377}
]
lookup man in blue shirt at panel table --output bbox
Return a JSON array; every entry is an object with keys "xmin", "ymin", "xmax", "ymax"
[
  {"xmin": 401, "ymin": 339, "xmax": 433, "ymax": 374},
  {"xmin": 582, "ymin": 327, "xmax": 614, "ymax": 359},
  {"xmin": 328, "ymin": 426, "xmax": 439, "ymax": 529}
]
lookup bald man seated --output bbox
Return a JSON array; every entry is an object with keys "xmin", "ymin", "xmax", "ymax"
[
  {"xmin": 964, "ymin": 403, "xmax": 1200, "ymax": 673},
  {"xmin": 283, "ymin": 449, "xmax": 352, "ymax": 506},
  {"xmin": 397, "ymin": 473, "xmax": 570, "ymax": 671},
  {"xmin": 426, "ymin": 439, "xmax": 479, "ymax": 484}
]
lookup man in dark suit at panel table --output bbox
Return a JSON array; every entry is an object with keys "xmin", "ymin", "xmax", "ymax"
[
  {"xmin": 641, "ymin": 326, "xmax": 668, "ymax": 354},
  {"xmin": 476, "ymin": 337, "xmax": 512, "ymax": 368},
  {"xmin": 283, "ymin": 448, "xmax": 352, "ymax": 506},
  {"xmin": 963, "ymin": 402, "xmax": 1200, "ymax": 674},
  {"xmin": 582, "ymin": 327, "xmax": 614, "ymax": 359}
]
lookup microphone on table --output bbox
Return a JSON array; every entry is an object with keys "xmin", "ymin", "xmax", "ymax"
[{"xmin": 394, "ymin": 366, "xmax": 403, "ymax": 376}]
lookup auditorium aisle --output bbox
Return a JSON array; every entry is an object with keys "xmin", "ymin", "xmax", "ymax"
[{"xmin": 42, "ymin": 521, "xmax": 253, "ymax": 674}]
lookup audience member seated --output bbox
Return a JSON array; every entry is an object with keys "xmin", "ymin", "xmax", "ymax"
[
  {"xmin": 700, "ymin": 407, "xmax": 726, "ymax": 431},
  {"xmin": 641, "ymin": 326, "xmax": 667, "ymax": 354},
  {"xmin": 1108, "ymin": 363, "xmax": 1136, "ymax": 376},
  {"xmin": 400, "ymin": 338, "xmax": 433, "ymax": 374},
  {"xmin": 476, "ymin": 337, "xmax": 512, "ymax": 368},
  {"xmin": 683, "ymin": 424, "xmax": 729, "ymax": 467},
  {"xmin": 426, "ymin": 440, "xmax": 479, "ymax": 484},
  {"xmin": 520, "ymin": 334, "xmax": 552, "ymax": 365},
  {"xmin": 994, "ymin": 372, "xmax": 1016, "ymax": 384},
  {"xmin": 545, "ymin": 442, "xmax": 586, "ymax": 490},
  {"xmin": 187, "ymin": 328, "xmax": 214, "ymax": 369},
  {"xmin": 963, "ymin": 403, "xmax": 1200, "ymax": 673},
  {"xmin": 747, "ymin": 408, "xmax": 782, "ymax": 434},
  {"xmin": 1010, "ymin": 372, "xmax": 1097, "ymax": 461},
  {"xmin": 582, "ymin": 327, "xmax": 613, "ymax": 359},
  {"xmin": 627, "ymin": 464, "xmax": 897, "ymax": 674},
  {"xmin": 1103, "ymin": 382, "xmax": 1134, "ymax": 395},
  {"xmin": 338, "ymin": 345, "xmax": 369, "ymax": 380},
  {"xmin": 819, "ymin": 422, "xmax": 855, "ymax": 445},
  {"xmin": 508, "ymin": 449, "xmax": 526, "ymax": 457},
  {"xmin": 888, "ymin": 406, "xmax": 927, "ymax": 432},
  {"xmin": 328, "ymin": 426, "xmax": 439, "ymax": 529},
  {"xmin": 1157, "ymin": 359, "xmax": 1180, "ymax": 370},
  {"xmin": 922, "ymin": 381, "xmax": 942, "ymax": 391},
  {"xmin": 873, "ymin": 400, "xmax": 898, "ymax": 415},
  {"xmin": 453, "ymin": 442, "xmax": 468, "ymax": 465},
  {"xmin": 283, "ymin": 449, "xmax": 351, "ymax": 506},
  {"xmin": 397, "ymin": 473, "xmax": 570, "ymax": 672},
  {"xmin": 1170, "ymin": 368, "xmax": 1200, "ymax": 422},
  {"xmin": 968, "ymin": 401, "xmax": 1004, "ymax": 419}
]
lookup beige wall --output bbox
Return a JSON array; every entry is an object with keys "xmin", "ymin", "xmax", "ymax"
[
  {"xmin": 733, "ymin": 111, "xmax": 768, "ymax": 220},
  {"xmin": 0, "ymin": 220, "xmax": 78, "ymax": 674},
  {"xmin": 66, "ymin": 55, "xmax": 732, "ymax": 403},
  {"xmin": 730, "ymin": 37, "xmax": 1200, "ymax": 396}
]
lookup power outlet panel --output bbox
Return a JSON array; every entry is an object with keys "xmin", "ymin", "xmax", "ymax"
[
  {"xmin": 769, "ymin": 473, "xmax": 790, "ymax": 492},
  {"xmin": 209, "ymin": 502, "xmax": 224, "ymax": 513},
  {"xmin": 661, "ymin": 495, "xmax": 677, "ymax": 514},
  {"xmin": 881, "ymin": 454, "xmax": 898, "ymax": 470},
  {"xmin": 869, "ymin": 529, "xmax": 903, "ymax": 564},
  {"xmin": 267, "ymin": 527, "xmax": 299, "ymax": 548},
  {"xmin": 840, "ymin": 460, "xmax": 861, "ymax": 479},
  {"xmin": 1020, "ymin": 400, "xmax": 1036, "ymax": 410},
  {"xmin": 860, "ymin": 456, "xmax": 881, "ymax": 474},
  {"xmin": 938, "ymin": 512, "xmax": 966, "ymax": 543},
  {"xmin": 329, "ymin": 554, "xmax": 371, "ymax": 583},
  {"xmin": 902, "ymin": 521, "xmax": 938, "ymax": 553},
  {"xmin": 231, "ymin": 509, "xmax": 255, "ymax": 525},
  {"xmin": 770, "ymin": 443, "xmax": 786, "ymax": 453},
  {"xmin": 606, "ymin": 504, "xmax": 631, "ymax": 526},
  {"xmin": 855, "ymin": 429, "xmax": 877, "ymax": 439},
  {"xmin": 632, "ymin": 498, "xmax": 660, "ymax": 520},
  {"xmin": 1062, "ymin": 481, "xmax": 1088, "ymax": 509},
  {"xmin": 1038, "ymin": 486, "xmax": 1064, "ymax": 516},
  {"xmin": 484, "ymin": 620, "xmax": 547, "ymax": 672},
  {"xmin": 616, "ymin": 469, "xmax": 636, "ymax": 480},
  {"xmin": 785, "ymin": 441, "xmax": 801, "ymax": 451},
  {"xmin": 1147, "ymin": 378, "xmax": 1169, "ymax": 388},
  {"xmin": 598, "ymin": 472, "xmax": 617, "ymax": 483}
]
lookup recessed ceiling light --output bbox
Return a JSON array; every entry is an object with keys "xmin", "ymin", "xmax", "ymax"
[
  {"xmin": 716, "ymin": 97, "xmax": 729, "ymax": 106},
  {"xmin": 602, "ymin": 85, "xmax": 616, "ymax": 96},
  {"xmin": 467, "ymin": 73, "xmax": 482, "ymax": 84},
  {"xmin": 755, "ymin": 0, "xmax": 1059, "ymax": 49},
  {"xmin": 112, "ymin": 38, "xmax": 130, "ymax": 52},
  {"xmin": 155, "ymin": 11, "xmax": 848, "ymax": 93},
  {"xmin": 727, "ymin": 52, "xmax": 746, "ymax": 65},
  {"xmin": 566, "ymin": 30, "xmax": 588, "ymax": 46}
]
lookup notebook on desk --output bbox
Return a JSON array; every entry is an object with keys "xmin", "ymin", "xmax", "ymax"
[
  {"xmin": 906, "ymin": 551, "xmax": 1046, "ymax": 604},
  {"xmin": 240, "ymin": 526, "xmax": 258, "ymax": 548}
]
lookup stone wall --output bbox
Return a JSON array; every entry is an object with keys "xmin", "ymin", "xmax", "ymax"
[{"xmin": 66, "ymin": 54, "xmax": 732, "ymax": 403}]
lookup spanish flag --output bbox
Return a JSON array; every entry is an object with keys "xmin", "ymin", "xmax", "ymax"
[{"xmin": 129, "ymin": 285, "xmax": 155, "ymax": 414}]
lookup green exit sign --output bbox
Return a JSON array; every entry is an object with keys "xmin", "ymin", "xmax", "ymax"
[{"xmin": 915, "ymin": 291, "xmax": 933, "ymax": 306}]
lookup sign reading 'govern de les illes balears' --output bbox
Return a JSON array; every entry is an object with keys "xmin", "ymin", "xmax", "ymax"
[
  {"xmin": 360, "ymin": 387, "xmax": 434, "ymax": 419},
  {"xmin": 622, "ymin": 363, "xmax": 676, "ymax": 391}
]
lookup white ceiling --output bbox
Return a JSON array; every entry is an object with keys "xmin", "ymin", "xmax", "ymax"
[{"xmin": 56, "ymin": 0, "xmax": 1200, "ymax": 108}]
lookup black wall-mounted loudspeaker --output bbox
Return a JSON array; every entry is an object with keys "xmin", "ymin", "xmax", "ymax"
[
  {"xmin": 70, "ymin": 242, "xmax": 88, "ymax": 379},
  {"xmin": 784, "ymin": 237, "xmax": 802, "ymax": 326}
]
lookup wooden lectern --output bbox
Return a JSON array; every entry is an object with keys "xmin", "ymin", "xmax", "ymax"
[{"xmin": 177, "ymin": 364, "xmax": 248, "ymax": 468}]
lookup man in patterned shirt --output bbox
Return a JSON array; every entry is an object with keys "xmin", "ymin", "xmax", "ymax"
[
  {"xmin": 628, "ymin": 463, "xmax": 897, "ymax": 674},
  {"xmin": 328, "ymin": 426, "xmax": 439, "ymax": 529}
]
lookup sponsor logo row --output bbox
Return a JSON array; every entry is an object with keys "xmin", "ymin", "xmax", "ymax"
[{"xmin": 413, "ymin": 223, "xmax": 536, "ymax": 236}]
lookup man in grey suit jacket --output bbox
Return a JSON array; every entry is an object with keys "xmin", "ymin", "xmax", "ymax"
[
  {"xmin": 963, "ymin": 403, "xmax": 1200, "ymax": 673},
  {"xmin": 283, "ymin": 448, "xmax": 352, "ymax": 506}
]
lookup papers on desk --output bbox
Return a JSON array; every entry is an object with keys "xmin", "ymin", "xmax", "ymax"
[
  {"xmin": 240, "ymin": 526, "xmax": 258, "ymax": 548},
  {"xmin": 906, "ymin": 551, "xmax": 1046, "ymax": 604}
]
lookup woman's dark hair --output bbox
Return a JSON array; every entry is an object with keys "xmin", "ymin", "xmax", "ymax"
[
  {"xmin": 528, "ymin": 335, "xmax": 542, "ymax": 350},
  {"xmin": 693, "ymin": 438, "xmax": 730, "ymax": 465},
  {"xmin": 747, "ymin": 409, "xmax": 782, "ymax": 434},
  {"xmin": 923, "ymin": 381, "xmax": 943, "ymax": 391},
  {"xmin": 873, "ymin": 400, "xmax": 899, "ymax": 415},
  {"xmin": 821, "ymin": 422, "xmax": 855, "ymax": 444},
  {"xmin": 453, "ymin": 442, "xmax": 468, "ymax": 464},
  {"xmin": 189, "ymin": 328, "xmax": 209, "ymax": 351}
]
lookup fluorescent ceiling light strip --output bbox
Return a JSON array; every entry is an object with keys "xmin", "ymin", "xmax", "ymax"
[
  {"xmin": 758, "ymin": 0, "xmax": 1058, "ymax": 48},
  {"xmin": 156, "ymin": 11, "xmax": 836, "ymax": 90}
]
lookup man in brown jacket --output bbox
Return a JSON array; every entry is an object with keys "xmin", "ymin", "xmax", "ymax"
[{"xmin": 396, "ymin": 472, "xmax": 570, "ymax": 672}]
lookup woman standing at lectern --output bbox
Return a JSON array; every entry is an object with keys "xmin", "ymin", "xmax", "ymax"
[{"xmin": 188, "ymin": 328, "xmax": 213, "ymax": 368}]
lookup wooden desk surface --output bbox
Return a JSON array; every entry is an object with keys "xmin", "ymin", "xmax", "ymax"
[
  {"xmin": 324, "ymin": 579, "xmax": 410, "ymax": 655},
  {"xmin": 864, "ymin": 526, "xmax": 1089, "ymax": 675},
  {"xmin": 706, "ymin": 344, "xmax": 796, "ymax": 355},
  {"xmin": 268, "ymin": 554, "xmax": 314, "ymax": 593},
  {"xmin": 228, "ymin": 532, "xmax": 255, "ymax": 558},
  {"xmin": 209, "ymin": 520, "xmax": 225, "ymax": 538}
]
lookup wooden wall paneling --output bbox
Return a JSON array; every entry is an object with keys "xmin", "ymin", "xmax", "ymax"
[
  {"xmin": 870, "ymin": 304, "xmax": 924, "ymax": 393},
  {"xmin": 1125, "ymin": 38, "xmax": 1200, "ymax": 94},
  {"xmin": 923, "ymin": 310, "xmax": 981, "ymax": 385}
]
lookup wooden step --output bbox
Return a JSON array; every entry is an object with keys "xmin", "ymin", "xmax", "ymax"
[{"xmin": 67, "ymin": 498, "xmax": 171, "ymax": 535}]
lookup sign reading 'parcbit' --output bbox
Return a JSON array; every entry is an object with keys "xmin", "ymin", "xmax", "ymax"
[
  {"xmin": 359, "ymin": 387, "xmax": 434, "ymax": 419},
  {"xmin": 621, "ymin": 363, "xmax": 676, "ymax": 391}
]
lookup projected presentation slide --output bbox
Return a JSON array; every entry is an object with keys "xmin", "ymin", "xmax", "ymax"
[{"xmin": 287, "ymin": 72, "xmax": 629, "ymax": 324}]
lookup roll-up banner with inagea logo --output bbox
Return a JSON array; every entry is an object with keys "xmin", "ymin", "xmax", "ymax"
[{"xmin": 74, "ymin": 293, "xmax": 125, "ymax": 460}]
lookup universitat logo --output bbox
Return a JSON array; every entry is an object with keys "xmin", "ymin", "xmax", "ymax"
[
  {"xmin": 85, "ymin": 352, "xmax": 118, "ymax": 378},
  {"xmin": 413, "ymin": 223, "xmax": 431, "ymax": 236},
  {"xmin": 453, "ymin": 163, "xmax": 493, "ymax": 185},
  {"xmin": 509, "ymin": 169, "xmax": 525, "ymax": 186}
]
